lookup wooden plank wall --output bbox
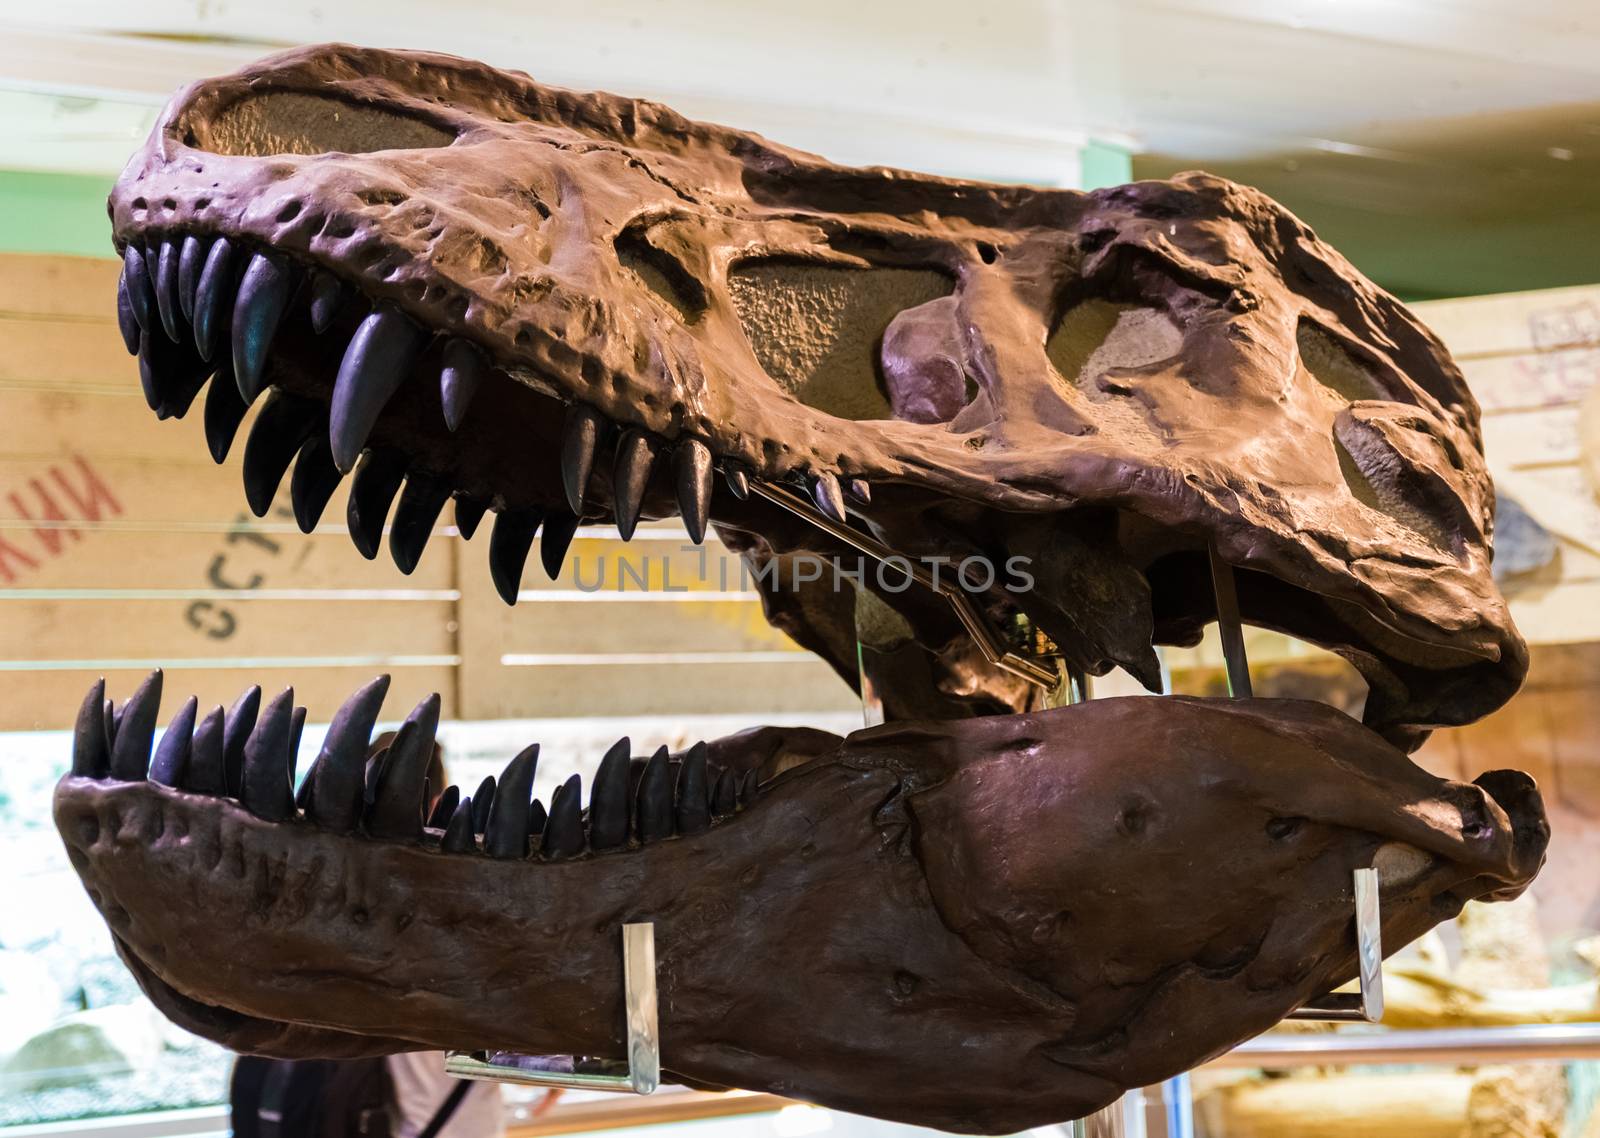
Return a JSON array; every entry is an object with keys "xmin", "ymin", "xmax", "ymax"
[{"xmin": 0, "ymin": 252, "xmax": 853, "ymax": 731}]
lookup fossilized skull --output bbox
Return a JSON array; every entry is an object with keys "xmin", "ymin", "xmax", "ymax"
[{"xmin": 54, "ymin": 43, "xmax": 1547, "ymax": 1133}]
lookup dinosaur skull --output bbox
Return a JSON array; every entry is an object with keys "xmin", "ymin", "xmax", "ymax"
[{"xmin": 54, "ymin": 43, "xmax": 1548, "ymax": 1132}]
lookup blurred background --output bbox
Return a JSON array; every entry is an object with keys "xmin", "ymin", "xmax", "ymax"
[{"xmin": 0, "ymin": 3, "xmax": 1597, "ymax": 1136}]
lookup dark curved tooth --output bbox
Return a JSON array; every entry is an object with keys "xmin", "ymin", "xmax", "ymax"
[
  {"xmin": 366, "ymin": 693, "xmax": 440, "ymax": 841},
  {"xmin": 539, "ymin": 510, "xmax": 579, "ymax": 581},
  {"xmin": 613, "ymin": 430, "xmax": 658, "ymax": 542},
  {"xmin": 308, "ymin": 271, "xmax": 348, "ymax": 334},
  {"xmin": 243, "ymin": 391, "xmax": 320, "ymax": 517},
  {"xmin": 811, "ymin": 472, "xmax": 846, "ymax": 523},
  {"xmin": 330, "ymin": 307, "xmax": 427, "ymax": 473},
  {"xmin": 122, "ymin": 244, "xmax": 155, "ymax": 335},
  {"xmin": 471, "ymin": 776, "xmax": 496, "ymax": 834},
  {"xmin": 222, "ymin": 684, "xmax": 261, "ymax": 798},
  {"xmin": 711, "ymin": 768, "xmax": 737, "ymax": 818},
  {"xmin": 675, "ymin": 439, "xmax": 713, "ymax": 544},
  {"xmin": 441, "ymin": 798, "xmax": 477, "ymax": 853},
  {"xmin": 116, "ymin": 271, "xmax": 141, "ymax": 356},
  {"xmin": 723, "ymin": 462, "xmax": 751, "ymax": 501},
  {"xmin": 232, "ymin": 252, "xmax": 295, "ymax": 403},
  {"xmin": 108, "ymin": 698, "xmax": 124, "ymax": 748},
  {"xmin": 138, "ymin": 323, "xmax": 212, "ymax": 420},
  {"xmin": 150, "ymin": 696, "xmax": 199, "ymax": 787},
  {"xmin": 426, "ymin": 784, "xmax": 460, "ymax": 829},
  {"xmin": 154, "ymin": 239, "xmax": 184, "ymax": 342},
  {"xmin": 71, "ymin": 678, "xmax": 110, "ymax": 778},
  {"xmin": 363, "ymin": 749, "xmax": 388, "ymax": 805},
  {"xmin": 527, "ymin": 799, "xmax": 548, "ymax": 837},
  {"xmin": 561, "ymin": 404, "xmax": 603, "ymax": 514},
  {"xmin": 389, "ymin": 473, "xmax": 450, "ymax": 575},
  {"xmin": 485, "ymin": 744, "xmax": 539, "ymax": 859},
  {"xmin": 185, "ymin": 706, "xmax": 227, "ymax": 795},
  {"xmin": 192, "ymin": 236, "xmax": 236, "ymax": 361},
  {"xmin": 177, "ymin": 235, "xmax": 206, "ymax": 322},
  {"xmin": 738, "ymin": 770, "xmax": 760, "ymax": 806},
  {"xmin": 454, "ymin": 496, "xmax": 487, "ymax": 541},
  {"xmin": 588, "ymin": 737, "xmax": 631, "ymax": 850},
  {"xmin": 289, "ymin": 706, "xmax": 306, "ymax": 771},
  {"xmin": 290, "ymin": 434, "xmax": 342, "ymax": 533},
  {"xmin": 241, "ymin": 687, "xmax": 296, "ymax": 822},
  {"xmin": 439, "ymin": 339, "xmax": 487, "ymax": 432},
  {"xmin": 636, "ymin": 745, "xmax": 673, "ymax": 843},
  {"xmin": 109, "ymin": 670, "xmax": 163, "ymax": 782},
  {"xmin": 306, "ymin": 674, "xmax": 389, "ymax": 831},
  {"xmin": 203, "ymin": 359, "xmax": 248, "ymax": 464},
  {"xmin": 346, "ymin": 448, "xmax": 408, "ymax": 560},
  {"xmin": 489, "ymin": 508, "xmax": 542, "ymax": 605},
  {"xmin": 675, "ymin": 741, "xmax": 711, "ymax": 835},
  {"xmin": 294, "ymin": 756, "xmax": 318, "ymax": 812},
  {"xmin": 542, "ymin": 774, "xmax": 584, "ymax": 859},
  {"xmin": 846, "ymin": 477, "xmax": 871, "ymax": 504}
]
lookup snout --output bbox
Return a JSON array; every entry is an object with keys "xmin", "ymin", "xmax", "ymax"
[{"xmin": 1469, "ymin": 769, "xmax": 1550, "ymax": 899}]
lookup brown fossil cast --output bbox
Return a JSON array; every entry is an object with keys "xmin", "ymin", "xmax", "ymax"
[{"xmin": 54, "ymin": 43, "xmax": 1550, "ymax": 1133}]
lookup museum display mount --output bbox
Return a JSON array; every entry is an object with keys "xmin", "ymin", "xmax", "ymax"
[{"xmin": 53, "ymin": 43, "xmax": 1549, "ymax": 1133}]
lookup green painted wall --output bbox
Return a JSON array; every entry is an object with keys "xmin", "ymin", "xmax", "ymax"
[
  {"xmin": 0, "ymin": 172, "xmax": 115, "ymax": 258},
  {"xmin": 1079, "ymin": 140, "xmax": 1132, "ymax": 190}
]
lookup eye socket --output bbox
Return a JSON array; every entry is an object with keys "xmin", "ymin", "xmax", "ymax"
[
  {"xmin": 1266, "ymin": 815, "xmax": 1306, "ymax": 840},
  {"xmin": 728, "ymin": 258, "xmax": 952, "ymax": 421},
  {"xmin": 200, "ymin": 92, "xmax": 455, "ymax": 157},
  {"xmin": 1299, "ymin": 320, "xmax": 1389, "ymax": 404},
  {"xmin": 1046, "ymin": 300, "xmax": 1182, "ymax": 391}
]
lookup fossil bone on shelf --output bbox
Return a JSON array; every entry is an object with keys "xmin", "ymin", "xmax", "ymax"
[{"xmin": 50, "ymin": 41, "xmax": 1553, "ymax": 1133}]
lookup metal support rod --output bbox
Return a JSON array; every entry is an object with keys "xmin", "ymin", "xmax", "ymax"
[
  {"xmin": 1214, "ymin": 1022, "xmax": 1600, "ymax": 1068},
  {"xmin": 1284, "ymin": 867, "xmax": 1384, "ymax": 1022},
  {"xmin": 749, "ymin": 479, "xmax": 1057, "ymax": 690},
  {"xmin": 1208, "ymin": 542, "xmax": 1253, "ymax": 699},
  {"xmin": 445, "ymin": 922, "xmax": 659, "ymax": 1094}
]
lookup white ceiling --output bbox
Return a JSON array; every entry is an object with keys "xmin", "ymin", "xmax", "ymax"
[{"xmin": 2, "ymin": 0, "xmax": 1597, "ymax": 179}]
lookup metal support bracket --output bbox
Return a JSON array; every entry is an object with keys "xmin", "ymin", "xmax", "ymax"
[
  {"xmin": 444, "ymin": 922, "xmax": 660, "ymax": 1094},
  {"xmin": 1285, "ymin": 867, "xmax": 1385, "ymax": 1022}
]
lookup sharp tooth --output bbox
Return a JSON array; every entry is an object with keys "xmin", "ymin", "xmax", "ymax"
[
  {"xmin": 711, "ymin": 768, "xmax": 737, "ymax": 818},
  {"xmin": 439, "ymin": 339, "xmax": 487, "ymax": 432},
  {"xmin": 471, "ymin": 776, "xmax": 496, "ymax": 834},
  {"xmin": 122, "ymin": 244, "xmax": 156, "ymax": 334},
  {"xmin": 241, "ymin": 687, "xmax": 296, "ymax": 822},
  {"xmin": 306, "ymin": 674, "xmax": 390, "ymax": 832},
  {"xmin": 137, "ymin": 324, "xmax": 212, "ymax": 420},
  {"xmin": 366, "ymin": 693, "xmax": 441, "ymax": 840},
  {"xmin": 364, "ymin": 746, "xmax": 388, "ymax": 805},
  {"xmin": 308, "ymin": 270, "xmax": 348, "ymax": 334},
  {"xmin": 675, "ymin": 438, "xmax": 713, "ymax": 544},
  {"xmin": 539, "ymin": 510, "xmax": 579, "ymax": 580},
  {"xmin": 635, "ymin": 744, "xmax": 673, "ymax": 843},
  {"xmin": 613, "ymin": 429, "xmax": 657, "ymax": 541},
  {"xmin": 108, "ymin": 670, "xmax": 163, "ymax": 782},
  {"xmin": 453, "ymin": 496, "xmax": 488, "ymax": 541},
  {"xmin": 485, "ymin": 744, "xmax": 539, "ymax": 859},
  {"xmin": 542, "ymin": 773, "xmax": 584, "ymax": 859},
  {"xmin": 192, "ymin": 237, "xmax": 237, "ymax": 361},
  {"xmin": 294, "ymin": 756, "xmax": 318, "ymax": 812},
  {"xmin": 441, "ymin": 798, "xmax": 478, "ymax": 852},
  {"xmin": 71, "ymin": 678, "xmax": 110, "ymax": 778},
  {"xmin": 153, "ymin": 239, "xmax": 185, "ymax": 342},
  {"xmin": 389, "ymin": 472, "xmax": 450, "ymax": 575},
  {"xmin": 177, "ymin": 235, "xmax": 206, "ymax": 322},
  {"xmin": 675, "ymin": 741, "xmax": 711, "ymax": 835},
  {"xmin": 222, "ymin": 684, "xmax": 262, "ymax": 798},
  {"xmin": 561, "ymin": 404, "xmax": 603, "ymax": 514},
  {"xmin": 231, "ymin": 252, "xmax": 295, "ymax": 403},
  {"xmin": 426, "ymin": 784, "xmax": 460, "ymax": 829},
  {"xmin": 184, "ymin": 706, "xmax": 227, "ymax": 795},
  {"xmin": 242, "ymin": 391, "xmax": 320, "ymax": 517},
  {"xmin": 723, "ymin": 462, "xmax": 751, "ymax": 500},
  {"xmin": 330, "ymin": 306, "xmax": 427, "ymax": 472},
  {"xmin": 150, "ymin": 696, "xmax": 198, "ymax": 787},
  {"xmin": 588, "ymin": 737, "xmax": 631, "ymax": 850},
  {"xmin": 290, "ymin": 434, "xmax": 342, "ymax": 533},
  {"xmin": 346, "ymin": 448, "xmax": 408, "ymax": 560},
  {"xmin": 846, "ymin": 477, "xmax": 871, "ymax": 504},
  {"xmin": 116, "ymin": 271, "xmax": 142, "ymax": 356},
  {"xmin": 203, "ymin": 359, "xmax": 249, "ymax": 464},
  {"xmin": 489, "ymin": 508, "xmax": 543, "ymax": 605},
  {"xmin": 738, "ymin": 770, "xmax": 760, "ymax": 806},
  {"xmin": 289, "ymin": 705, "xmax": 306, "ymax": 767},
  {"xmin": 811, "ymin": 472, "xmax": 846, "ymax": 523},
  {"xmin": 107, "ymin": 698, "xmax": 122, "ymax": 751},
  {"xmin": 527, "ymin": 799, "xmax": 548, "ymax": 837}
]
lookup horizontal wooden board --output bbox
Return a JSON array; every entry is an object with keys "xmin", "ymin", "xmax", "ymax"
[
  {"xmin": 3, "ymin": 664, "xmax": 458, "ymax": 734},
  {"xmin": 496, "ymin": 597, "xmax": 801, "ymax": 654},
  {"xmin": 0, "ymin": 253, "xmax": 119, "ymax": 322},
  {"xmin": 0, "ymin": 316, "xmax": 141, "ymax": 391},
  {"xmin": 1414, "ymin": 284, "xmax": 1600, "ymax": 361}
]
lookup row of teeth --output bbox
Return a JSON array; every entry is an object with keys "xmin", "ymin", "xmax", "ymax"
[
  {"xmin": 117, "ymin": 233, "xmax": 872, "ymax": 601},
  {"xmin": 69, "ymin": 671, "xmax": 759, "ymax": 860}
]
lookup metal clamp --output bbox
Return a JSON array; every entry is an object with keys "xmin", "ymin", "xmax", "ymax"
[
  {"xmin": 444, "ymin": 922, "xmax": 660, "ymax": 1094},
  {"xmin": 1285, "ymin": 867, "xmax": 1384, "ymax": 1022}
]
